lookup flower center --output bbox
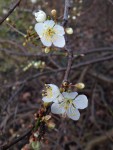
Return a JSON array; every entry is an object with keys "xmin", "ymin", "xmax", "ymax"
[
  {"xmin": 46, "ymin": 87, "xmax": 53, "ymax": 98},
  {"xmin": 60, "ymin": 99, "xmax": 73, "ymax": 110},
  {"xmin": 43, "ymin": 27, "xmax": 56, "ymax": 41},
  {"xmin": 47, "ymin": 28, "xmax": 55, "ymax": 36}
]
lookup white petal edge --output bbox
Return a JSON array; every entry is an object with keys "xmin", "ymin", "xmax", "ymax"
[
  {"xmin": 73, "ymin": 95, "xmax": 88, "ymax": 109},
  {"xmin": 48, "ymin": 84, "xmax": 60, "ymax": 99},
  {"xmin": 54, "ymin": 24, "xmax": 65, "ymax": 35},
  {"xmin": 35, "ymin": 23, "xmax": 44, "ymax": 37},
  {"xmin": 48, "ymin": 84, "xmax": 63, "ymax": 103},
  {"xmin": 42, "ymin": 97, "xmax": 54, "ymax": 102},
  {"xmin": 44, "ymin": 20, "xmax": 55, "ymax": 28},
  {"xmin": 62, "ymin": 92, "xmax": 78, "ymax": 99},
  {"xmin": 67, "ymin": 105, "xmax": 80, "ymax": 120},
  {"xmin": 48, "ymin": 84, "xmax": 60, "ymax": 96},
  {"xmin": 53, "ymin": 35, "xmax": 65, "ymax": 48},
  {"xmin": 51, "ymin": 103, "xmax": 65, "ymax": 114},
  {"xmin": 40, "ymin": 37, "xmax": 52, "ymax": 47}
]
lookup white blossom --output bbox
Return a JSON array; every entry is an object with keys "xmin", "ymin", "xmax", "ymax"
[
  {"xmin": 35, "ymin": 10, "xmax": 46, "ymax": 23},
  {"xmin": 30, "ymin": 0, "xmax": 37, "ymax": 4},
  {"xmin": 2, "ymin": 9, "xmax": 8, "ymax": 15},
  {"xmin": 51, "ymin": 92, "xmax": 88, "ymax": 120},
  {"xmin": 42, "ymin": 84, "xmax": 62, "ymax": 103},
  {"xmin": 72, "ymin": 16, "xmax": 76, "ymax": 20},
  {"xmin": 35, "ymin": 20, "xmax": 65, "ymax": 48},
  {"xmin": 66, "ymin": 27, "xmax": 73, "ymax": 35}
]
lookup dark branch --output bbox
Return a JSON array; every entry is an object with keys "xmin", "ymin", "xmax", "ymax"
[
  {"xmin": 63, "ymin": 47, "xmax": 73, "ymax": 82},
  {"xmin": 1, "ymin": 128, "xmax": 33, "ymax": 150},
  {"xmin": 62, "ymin": 0, "xmax": 73, "ymax": 82},
  {"xmin": 62, "ymin": 0, "xmax": 71, "ymax": 27},
  {"xmin": 0, "ymin": 0, "xmax": 22, "ymax": 25}
]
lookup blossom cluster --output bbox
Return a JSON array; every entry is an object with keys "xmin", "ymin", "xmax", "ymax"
[
  {"xmin": 34, "ymin": 10, "xmax": 65, "ymax": 48},
  {"xmin": 42, "ymin": 84, "xmax": 88, "ymax": 121},
  {"xmin": 35, "ymin": 10, "xmax": 65, "ymax": 48}
]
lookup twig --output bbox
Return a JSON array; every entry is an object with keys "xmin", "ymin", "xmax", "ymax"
[
  {"xmin": 108, "ymin": 0, "xmax": 113, "ymax": 5},
  {"xmin": 62, "ymin": 0, "xmax": 71, "ymax": 27},
  {"xmin": 1, "ymin": 105, "xmax": 51, "ymax": 150},
  {"xmin": 0, "ymin": 0, "xmax": 22, "ymax": 25},
  {"xmin": 6, "ymin": 22, "xmax": 25, "ymax": 36},
  {"xmin": 1, "ymin": 1, "xmax": 72, "ymax": 149},
  {"xmin": 62, "ymin": 0, "xmax": 73, "ymax": 82},
  {"xmin": 63, "ymin": 47, "xmax": 73, "ymax": 82},
  {"xmin": 72, "ymin": 54, "xmax": 113, "ymax": 69},
  {"xmin": 89, "ymin": 70, "xmax": 113, "ymax": 84},
  {"xmin": 2, "ymin": 54, "xmax": 113, "ymax": 90},
  {"xmin": 3, "ymin": 84, "xmax": 25, "ymax": 112},
  {"xmin": 85, "ymin": 128, "xmax": 113, "ymax": 150},
  {"xmin": 1, "ymin": 128, "xmax": 33, "ymax": 150}
]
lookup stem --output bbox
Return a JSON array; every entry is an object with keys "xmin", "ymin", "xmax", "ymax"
[
  {"xmin": 63, "ymin": 47, "xmax": 73, "ymax": 82},
  {"xmin": 62, "ymin": 0, "xmax": 73, "ymax": 83},
  {"xmin": 0, "ymin": 0, "xmax": 22, "ymax": 25}
]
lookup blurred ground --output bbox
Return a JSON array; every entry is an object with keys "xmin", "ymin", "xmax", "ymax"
[{"xmin": 0, "ymin": 0, "xmax": 113, "ymax": 149}]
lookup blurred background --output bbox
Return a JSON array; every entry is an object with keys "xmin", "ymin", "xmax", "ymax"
[{"xmin": 0, "ymin": 0, "xmax": 113, "ymax": 149}]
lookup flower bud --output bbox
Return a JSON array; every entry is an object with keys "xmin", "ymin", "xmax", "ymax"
[
  {"xmin": 44, "ymin": 47, "xmax": 50, "ymax": 53},
  {"xmin": 62, "ymin": 81, "xmax": 68, "ymax": 87},
  {"xmin": 44, "ymin": 115, "xmax": 51, "ymax": 121},
  {"xmin": 41, "ymin": 61, "xmax": 46, "ymax": 68},
  {"xmin": 65, "ymin": 27, "xmax": 73, "ymax": 34},
  {"xmin": 23, "ymin": 42, "xmax": 26, "ymax": 46},
  {"xmin": 3, "ymin": 9, "xmax": 8, "ymax": 15},
  {"xmin": 47, "ymin": 121, "xmax": 55, "ymax": 129},
  {"xmin": 34, "ymin": 132, "xmax": 39, "ymax": 138},
  {"xmin": 75, "ymin": 83, "xmax": 85, "ymax": 89},
  {"xmin": 31, "ymin": 141, "xmax": 40, "ymax": 150},
  {"xmin": 29, "ymin": 26, "xmax": 33, "ymax": 30},
  {"xmin": 30, "ymin": 0, "xmax": 37, "ymax": 4},
  {"xmin": 6, "ymin": 17, "xmax": 10, "ymax": 22},
  {"xmin": 34, "ymin": 10, "xmax": 46, "ymax": 23},
  {"xmin": 51, "ymin": 9, "xmax": 57, "ymax": 16}
]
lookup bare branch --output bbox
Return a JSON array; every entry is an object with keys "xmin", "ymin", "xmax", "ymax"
[{"xmin": 0, "ymin": 0, "xmax": 22, "ymax": 25}]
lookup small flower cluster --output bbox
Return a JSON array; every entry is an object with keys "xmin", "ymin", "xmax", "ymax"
[
  {"xmin": 34, "ymin": 10, "xmax": 73, "ymax": 49},
  {"xmin": 34, "ymin": 10, "xmax": 65, "ymax": 48},
  {"xmin": 22, "ymin": 107, "xmax": 55, "ymax": 150},
  {"xmin": 42, "ymin": 84, "xmax": 88, "ymax": 121}
]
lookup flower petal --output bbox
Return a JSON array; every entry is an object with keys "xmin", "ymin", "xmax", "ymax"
[
  {"xmin": 53, "ymin": 35, "xmax": 65, "ymax": 48},
  {"xmin": 44, "ymin": 20, "xmax": 55, "ymax": 28},
  {"xmin": 42, "ymin": 97, "xmax": 54, "ymax": 102},
  {"xmin": 73, "ymin": 95, "xmax": 88, "ymax": 109},
  {"xmin": 52, "ymin": 94, "xmax": 63, "ymax": 103},
  {"xmin": 40, "ymin": 37, "xmax": 52, "ymax": 47},
  {"xmin": 35, "ymin": 23, "xmax": 44, "ymax": 37},
  {"xmin": 62, "ymin": 92, "xmax": 78, "ymax": 99},
  {"xmin": 51, "ymin": 103, "xmax": 65, "ymax": 114},
  {"xmin": 67, "ymin": 105, "xmax": 80, "ymax": 120},
  {"xmin": 48, "ymin": 84, "xmax": 63, "ymax": 103},
  {"xmin": 48, "ymin": 84, "xmax": 60, "ymax": 96},
  {"xmin": 34, "ymin": 10, "xmax": 46, "ymax": 22},
  {"xmin": 54, "ymin": 24, "xmax": 65, "ymax": 35}
]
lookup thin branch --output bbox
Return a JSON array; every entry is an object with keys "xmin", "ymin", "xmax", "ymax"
[
  {"xmin": 85, "ymin": 128, "xmax": 113, "ymax": 150},
  {"xmin": 2, "ymin": 54, "xmax": 113, "ymax": 90},
  {"xmin": 6, "ymin": 22, "xmax": 25, "ymax": 36},
  {"xmin": 0, "ymin": 0, "xmax": 22, "ymax": 25},
  {"xmin": 62, "ymin": 0, "xmax": 71, "ymax": 27},
  {"xmin": 63, "ymin": 47, "xmax": 73, "ymax": 82},
  {"xmin": 1, "ymin": 128, "xmax": 33, "ymax": 150},
  {"xmin": 1, "ymin": 106, "xmax": 51, "ymax": 150},
  {"xmin": 62, "ymin": 0, "xmax": 73, "ymax": 82},
  {"xmin": 1, "ymin": 1, "xmax": 72, "ymax": 148}
]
